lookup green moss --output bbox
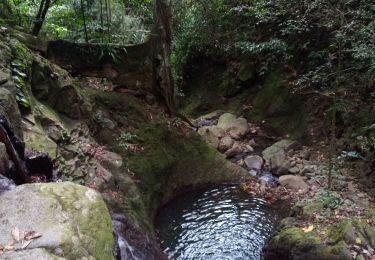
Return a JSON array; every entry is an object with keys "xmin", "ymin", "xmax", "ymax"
[
  {"xmin": 39, "ymin": 183, "xmax": 114, "ymax": 260},
  {"xmin": 123, "ymin": 122, "xmax": 247, "ymax": 229},
  {"xmin": 303, "ymin": 202, "xmax": 325, "ymax": 218},
  {"xmin": 249, "ymin": 72, "xmax": 308, "ymax": 139}
]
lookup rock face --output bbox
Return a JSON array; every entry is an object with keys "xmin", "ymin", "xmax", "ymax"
[
  {"xmin": 279, "ymin": 175, "xmax": 309, "ymax": 193},
  {"xmin": 0, "ymin": 182, "xmax": 114, "ymax": 260}
]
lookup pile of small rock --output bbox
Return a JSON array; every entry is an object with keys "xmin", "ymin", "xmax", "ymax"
[{"xmin": 196, "ymin": 112, "xmax": 316, "ymax": 194}]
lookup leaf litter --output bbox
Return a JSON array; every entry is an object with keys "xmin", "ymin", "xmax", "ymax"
[{"xmin": 0, "ymin": 227, "xmax": 42, "ymax": 254}]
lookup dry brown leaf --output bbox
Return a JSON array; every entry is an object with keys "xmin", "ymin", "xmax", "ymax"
[
  {"xmin": 302, "ymin": 225, "xmax": 314, "ymax": 233},
  {"xmin": 24, "ymin": 231, "xmax": 42, "ymax": 240},
  {"xmin": 11, "ymin": 227, "xmax": 20, "ymax": 242},
  {"xmin": 4, "ymin": 240, "xmax": 15, "ymax": 251}
]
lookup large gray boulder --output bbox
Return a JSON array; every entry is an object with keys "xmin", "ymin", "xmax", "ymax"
[
  {"xmin": 262, "ymin": 139, "xmax": 301, "ymax": 175},
  {"xmin": 0, "ymin": 182, "xmax": 114, "ymax": 260},
  {"xmin": 198, "ymin": 125, "xmax": 225, "ymax": 148},
  {"xmin": 279, "ymin": 175, "xmax": 309, "ymax": 193},
  {"xmin": 244, "ymin": 155, "xmax": 264, "ymax": 171},
  {"xmin": 217, "ymin": 113, "xmax": 249, "ymax": 139}
]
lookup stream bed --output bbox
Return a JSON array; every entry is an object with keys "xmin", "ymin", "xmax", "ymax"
[{"xmin": 155, "ymin": 185, "xmax": 284, "ymax": 260}]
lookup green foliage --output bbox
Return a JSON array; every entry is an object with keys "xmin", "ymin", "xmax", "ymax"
[
  {"xmin": 7, "ymin": 0, "xmax": 153, "ymax": 44},
  {"xmin": 172, "ymin": 0, "xmax": 374, "ymax": 97},
  {"xmin": 117, "ymin": 132, "xmax": 137, "ymax": 151},
  {"xmin": 317, "ymin": 190, "xmax": 343, "ymax": 209}
]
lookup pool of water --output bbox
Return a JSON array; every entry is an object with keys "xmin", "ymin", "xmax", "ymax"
[{"xmin": 155, "ymin": 186, "xmax": 283, "ymax": 260}]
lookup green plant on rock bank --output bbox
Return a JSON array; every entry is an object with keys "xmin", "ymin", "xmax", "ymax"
[{"xmin": 117, "ymin": 131, "xmax": 137, "ymax": 151}]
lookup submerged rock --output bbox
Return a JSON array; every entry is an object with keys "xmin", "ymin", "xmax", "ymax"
[{"xmin": 0, "ymin": 182, "xmax": 114, "ymax": 260}]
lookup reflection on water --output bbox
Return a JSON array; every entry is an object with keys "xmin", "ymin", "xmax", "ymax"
[{"xmin": 155, "ymin": 186, "xmax": 281, "ymax": 260}]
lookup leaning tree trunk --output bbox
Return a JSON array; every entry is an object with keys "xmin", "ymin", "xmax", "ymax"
[
  {"xmin": 32, "ymin": 0, "xmax": 51, "ymax": 36},
  {"xmin": 151, "ymin": 0, "xmax": 176, "ymax": 116}
]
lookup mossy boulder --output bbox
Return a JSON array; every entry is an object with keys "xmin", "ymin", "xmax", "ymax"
[
  {"xmin": 264, "ymin": 227, "xmax": 352, "ymax": 260},
  {"xmin": 0, "ymin": 182, "xmax": 114, "ymax": 260}
]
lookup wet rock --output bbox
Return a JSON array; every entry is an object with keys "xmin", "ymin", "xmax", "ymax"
[
  {"xmin": 0, "ymin": 182, "xmax": 114, "ymax": 259},
  {"xmin": 279, "ymin": 175, "xmax": 309, "ymax": 193},
  {"xmin": 217, "ymin": 113, "xmax": 248, "ymax": 138},
  {"xmin": 112, "ymin": 214, "xmax": 166, "ymax": 260},
  {"xmin": 259, "ymin": 173, "xmax": 279, "ymax": 188},
  {"xmin": 288, "ymin": 166, "xmax": 300, "ymax": 174},
  {"xmin": 0, "ymin": 142, "xmax": 9, "ymax": 175},
  {"xmin": 244, "ymin": 155, "xmax": 264, "ymax": 171},
  {"xmin": 224, "ymin": 142, "xmax": 243, "ymax": 159},
  {"xmin": 0, "ymin": 174, "xmax": 15, "ymax": 192},
  {"xmin": 218, "ymin": 136, "xmax": 234, "ymax": 152}
]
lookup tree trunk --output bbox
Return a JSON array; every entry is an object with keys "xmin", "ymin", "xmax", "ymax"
[
  {"xmin": 32, "ymin": 0, "xmax": 51, "ymax": 36},
  {"xmin": 80, "ymin": 0, "xmax": 89, "ymax": 43},
  {"xmin": 151, "ymin": 0, "xmax": 176, "ymax": 116}
]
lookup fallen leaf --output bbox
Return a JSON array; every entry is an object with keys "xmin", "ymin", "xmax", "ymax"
[
  {"xmin": 11, "ymin": 227, "xmax": 20, "ymax": 242},
  {"xmin": 4, "ymin": 240, "xmax": 15, "ymax": 251},
  {"xmin": 302, "ymin": 225, "xmax": 314, "ymax": 233},
  {"xmin": 24, "ymin": 231, "xmax": 42, "ymax": 240},
  {"xmin": 356, "ymin": 237, "xmax": 362, "ymax": 244}
]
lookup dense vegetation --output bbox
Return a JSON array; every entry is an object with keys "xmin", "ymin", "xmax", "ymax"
[
  {"xmin": 1, "ymin": 0, "xmax": 374, "ymax": 175},
  {"xmin": 1, "ymin": 0, "xmax": 153, "ymax": 44},
  {"xmin": 171, "ymin": 0, "xmax": 375, "ymax": 166}
]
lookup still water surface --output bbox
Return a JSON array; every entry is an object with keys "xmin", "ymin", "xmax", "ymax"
[{"xmin": 155, "ymin": 186, "xmax": 282, "ymax": 260}]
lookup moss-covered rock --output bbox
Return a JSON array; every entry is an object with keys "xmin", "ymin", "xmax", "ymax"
[
  {"xmin": 0, "ymin": 182, "xmax": 114, "ymax": 260},
  {"xmin": 264, "ymin": 227, "xmax": 352, "ymax": 260}
]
